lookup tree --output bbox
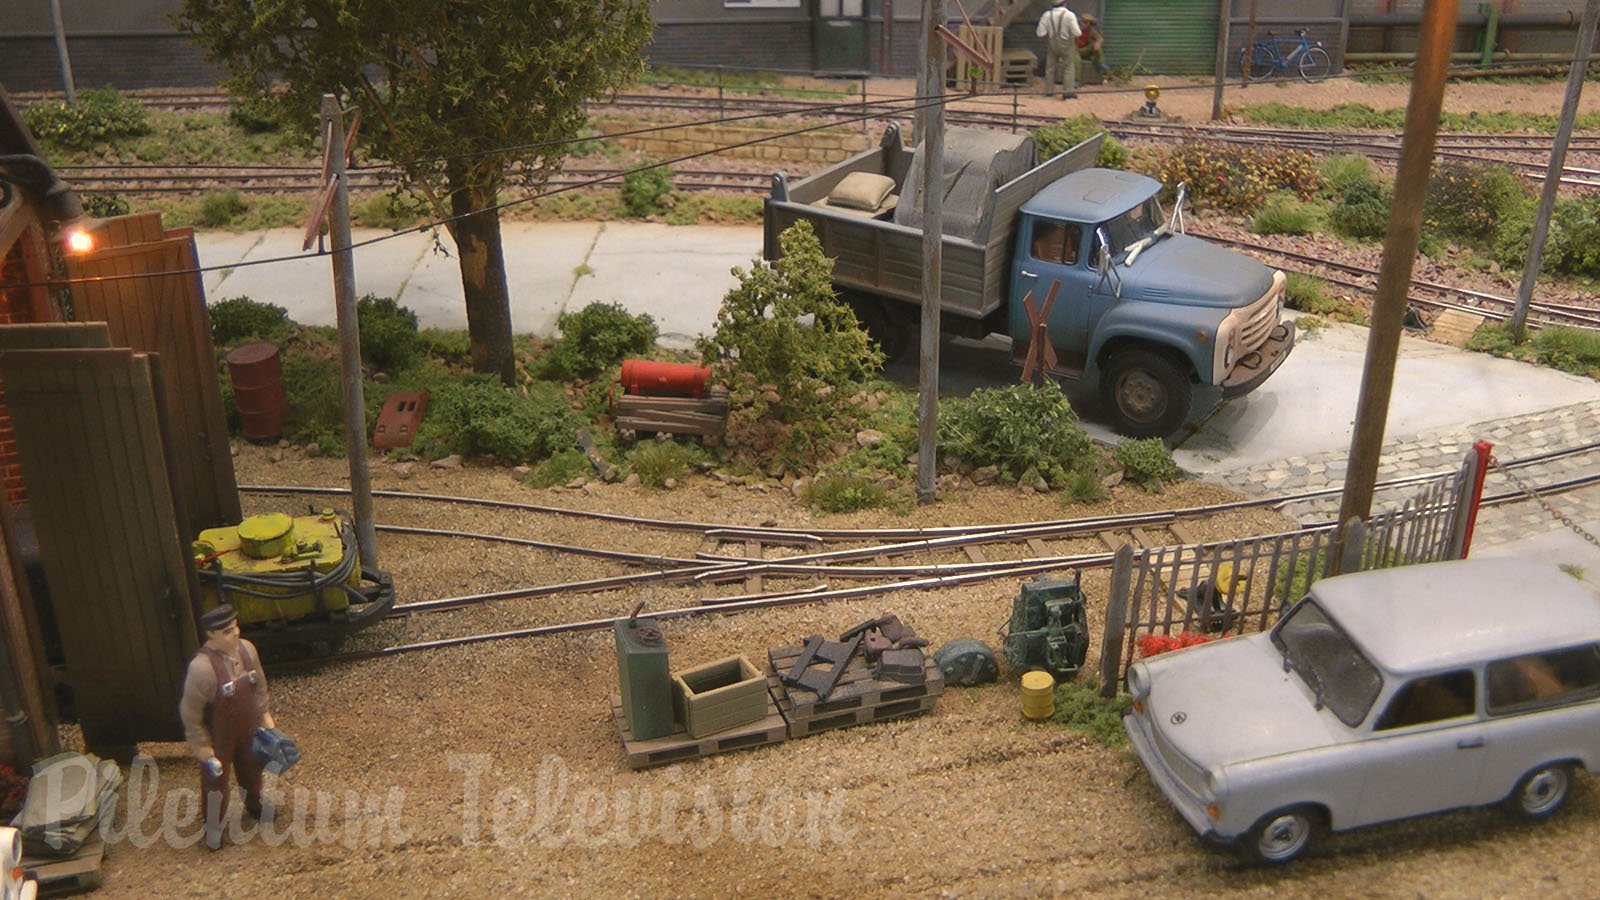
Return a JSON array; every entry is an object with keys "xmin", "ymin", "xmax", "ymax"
[{"xmin": 177, "ymin": 1, "xmax": 653, "ymax": 384}]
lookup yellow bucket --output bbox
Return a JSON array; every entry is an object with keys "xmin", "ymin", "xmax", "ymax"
[{"xmin": 1020, "ymin": 671, "xmax": 1055, "ymax": 720}]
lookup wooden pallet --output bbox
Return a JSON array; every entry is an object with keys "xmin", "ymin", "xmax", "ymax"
[
  {"xmin": 26, "ymin": 830, "xmax": 105, "ymax": 897},
  {"xmin": 610, "ymin": 694, "xmax": 787, "ymax": 769},
  {"xmin": 767, "ymin": 644, "xmax": 944, "ymax": 738},
  {"xmin": 614, "ymin": 392, "xmax": 729, "ymax": 441}
]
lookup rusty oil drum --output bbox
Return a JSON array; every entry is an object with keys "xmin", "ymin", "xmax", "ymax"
[{"xmin": 225, "ymin": 341, "xmax": 288, "ymax": 442}]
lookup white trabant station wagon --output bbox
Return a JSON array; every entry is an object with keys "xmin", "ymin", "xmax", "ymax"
[{"xmin": 1123, "ymin": 557, "xmax": 1600, "ymax": 864}]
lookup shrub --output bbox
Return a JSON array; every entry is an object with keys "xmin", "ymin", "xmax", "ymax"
[
  {"xmin": 1062, "ymin": 468, "xmax": 1106, "ymax": 504},
  {"xmin": 79, "ymin": 192, "xmax": 130, "ymax": 218},
  {"xmin": 418, "ymin": 328, "xmax": 473, "ymax": 367},
  {"xmin": 226, "ymin": 102, "xmax": 279, "ymax": 134},
  {"xmin": 356, "ymin": 295, "xmax": 421, "ymax": 372},
  {"xmin": 540, "ymin": 302, "xmax": 658, "ymax": 381},
  {"xmin": 199, "ymin": 190, "xmax": 249, "ymax": 228},
  {"xmin": 1049, "ymin": 679, "xmax": 1130, "ymax": 748},
  {"xmin": 699, "ymin": 220, "xmax": 881, "ymax": 416},
  {"xmin": 21, "ymin": 88, "xmax": 151, "ymax": 151},
  {"xmin": 1113, "ymin": 437, "xmax": 1181, "ymax": 490},
  {"xmin": 1424, "ymin": 161, "xmax": 1529, "ymax": 245},
  {"xmin": 354, "ymin": 191, "xmax": 427, "ymax": 229},
  {"xmin": 1243, "ymin": 102, "xmax": 1406, "ymax": 130},
  {"xmin": 1156, "ymin": 140, "xmax": 1320, "ymax": 216},
  {"xmin": 1031, "ymin": 115, "xmax": 1130, "ymax": 169},
  {"xmin": 620, "ymin": 162, "xmax": 674, "ymax": 216},
  {"xmin": 1319, "ymin": 154, "xmax": 1377, "ymax": 200},
  {"xmin": 281, "ymin": 356, "xmax": 344, "ymax": 452},
  {"xmin": 627, "ymin": 441, "xmax": 700, "ymax": 488},
  {"xmin": 1328, "ymin": 177, "xmax": 1391, "ymax": 240},
  {"xmin": 1524, "ymin": 325, "xmax": 1600, "ymax": 378},
  {"xmin": 805, "ymin": 472, "xmax": 890, "ymax": 512},
  {"xmin": 415, "ymin": 378, "xmax": 580, "ymax": 464},
  {"xmin": 209, "ymin": 296, "xmax": 293, "ymax": 347},
  {"xmin": 1251, "ymin": 195, "xmax": 1319, "ymax": 235},
  {"xmin": 526, "ymin": 449, "xmax": 593, "ymax": 487},
  {"xmin": 938, "ymin": 382, "xmax": 1095, "ymax": 486}
]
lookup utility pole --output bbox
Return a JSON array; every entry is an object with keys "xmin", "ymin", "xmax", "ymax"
[
  {"xmin": 48, "ymin": 0, "xmax": 76, "ymax": 103},
  {"xmin": 1512, "ymin": 0, "xmax": 1600, "ymax": 340},
  {"xmin": 1334, "ymin": 0, "xmax": 1458, "ymax": 557},
  {"xmin": 320, "ymin": 94, "xmax": 378, "ymax": 571},
  {"xmin": 1243, "ymin": 0, "xmax": 1258, "ymax": 87},
  {"xmin": 916, "ymin": 0, "xmax": 946, "ymax": 503},
  {"xmin": 1211, "ymin": 0, "xmax": 1232, "ymax": 119}
]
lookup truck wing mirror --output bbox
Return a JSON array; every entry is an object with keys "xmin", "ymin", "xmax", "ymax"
[
  {"xmin": 1093, "ymin": 227, "xmax": 1122, "ymax": 299},
  {"xmin": 1169, "ymin": 182, "xmax": 1187, "ymax": 235}
]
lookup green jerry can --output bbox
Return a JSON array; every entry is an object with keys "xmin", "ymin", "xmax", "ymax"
[{"xmin": 615, "ymin": 614, "xmax": 674, "ymax": 740}]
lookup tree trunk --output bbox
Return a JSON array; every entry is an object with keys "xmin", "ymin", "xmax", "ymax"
[{"xmin": 448, "ymin": 178, "xmax": 516, "ymax": 386}]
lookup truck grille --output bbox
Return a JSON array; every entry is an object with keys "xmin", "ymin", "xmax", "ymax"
[{"xmin": 1239, "ymin": 272, "xmax": 1285, "ymax": 351}]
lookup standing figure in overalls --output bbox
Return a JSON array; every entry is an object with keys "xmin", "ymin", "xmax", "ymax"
[
  {"xmin": 1035, "ymin": 0, "xmax": 1083, "ymax": 99},
  {"xmin": 179, "ymin": 604, "xmax": 276, "ymax": 850}
]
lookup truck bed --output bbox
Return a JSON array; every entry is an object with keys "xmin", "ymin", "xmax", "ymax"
[{"xmin": 763, "ymin": 126, "xmax": 1102, "ymax": 319}]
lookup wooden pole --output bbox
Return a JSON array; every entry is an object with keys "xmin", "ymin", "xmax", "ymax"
[
  {"xmin": 47, "ymin": 0, "xmax": 76, "ymax": 103},
  {"xmin": 1512, "ymin": 0, "xmax": 1600, "ymax": 339},
  {"xmin": 1334, "ymin": 0, "xmax": 1459, "ymax": 558},
  {"xmin": 321, "ymin": 95, "xmax": 379, "ymax": 571},
  {"xmin": 1212, "ymin": 0, "xmax": 1232, "ymax": 119},
  {"xmin": 916, "ymin": 0, "xmax": 945, "ymax": 504}
]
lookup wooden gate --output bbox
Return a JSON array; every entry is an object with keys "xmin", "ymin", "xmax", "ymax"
[{"xmin": 0, "ymin": 348, "xmax": 198, "ymax": 749}]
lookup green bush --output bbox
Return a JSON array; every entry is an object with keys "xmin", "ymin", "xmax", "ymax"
[
  {"xmin": 1062, "ymin": 468, "xmax": 1106, "ymax": 504},
  {"xmin": 699, "ymin": 221, "xmax": 881, "ymax": 416},
  {"xmin": 418, "ymin": 328, "xmax": 473, "ymax": 367},
  {"xmin": 209, "ymin": 296, "xmax": 293, "ymax": 347},
  {"xmin": 1319, "ymin": 154, "xmax": 1378, "ymax": 200},
  {"xmin": 526, "ymin": 449, "xmax": 593, "ymax": 487},
  {"xmin": 282, "ymin": 355, "xmax": 344, "ymax": 453},
  {"xmin": 199, "ymin": 190, "xmax": 249, "ymax": 228},
  {"xmin": 354, "ymin": 191, "xmax": 427, "ymax": 229},
  {"xmin": 79, "ymin": 192, "xmax": 130, "ymax": 218},
  {"xmin": 540, "ymin": 302, "xmax": 658, "ymax": 381},
  {"xmin": 1113, "ymin": 437, "xmax": 1181, "ymax": 491},
  {"xmin": 1529, "ymin": 326, "xmax": 1600, "ymax": 378},
  {"xmin": 356, "ymin": 295, "xmax": 421, "ymax": 372},
  {"xmin": 1031, "ymin": 115, "xmax": 1130, "ymax": 169},
  {"xmin": 938, "ymin": 383, "xmax": 1095, "ymax": 486},
  {"xmin": 1156, "ymin": 140, "xmax": 1320, "ymax": 216},
  {"xmin": 226, "ymin": 102, "xmax": 279, "ymax": 134},
  {"xmin": 22, "ymin": 88, "xmax": 151, "ymax": 151},
  {"xmin": 1049, "ymin": 679, "xmax": 1130, "ymax": 748},
  {"xmin": 621, "ymin": 162, "xmax": 674, "ymax": 216},
  {"xmin": 626, "ymin": 441, "xmax": 700, "ymax": 488},
  {"xmin": 1251, "ymin": 195, "xmax": 1319, "ymax": 235},
  {"xmin": 1424, "ymin": 161, "xmax": 1529, "ymax": 245},
  {"xmin": 1328, "ymin": 177, "xmax": 1391, "ymax": 240},
  {"xmin": 1243, "ymin": 102, "xmax": 1406, "ymax": 130},
  {"xmin": 416, "ymin": 378, "xmax": 580, "ymax": 464},
  {"xmin": 805, "ymin": 472, "xmax": 890, "ymax": 512}
]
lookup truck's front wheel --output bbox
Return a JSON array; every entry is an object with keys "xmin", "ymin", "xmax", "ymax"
[{"xmin": 1100, "ymin": 350, "xmax": 1192, "ymax": 439}]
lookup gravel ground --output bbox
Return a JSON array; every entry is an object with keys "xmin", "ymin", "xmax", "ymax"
[{"xmin": 62, "ymin": 445, "xmax": 1598, "ymax": 899}]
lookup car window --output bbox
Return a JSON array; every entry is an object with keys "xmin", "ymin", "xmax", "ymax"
[
  {"xmin": 1271, "ymin": 600, "xmax": 1383, "ymax": 727},
  {"xmin": 1375, "ymin": 670, "xmax": 1476, "ymax": 730},
  {"xmin": 1031, "ymin": 220, "xmax": 1081, "ymax": 265},
  {"xmin": 1486, "ymin": 644, "xmax": 1600, "ymax": 714},
  {"xmin": 1101, "ymin": 196, "xmax": 1162, "ymax": 255}
]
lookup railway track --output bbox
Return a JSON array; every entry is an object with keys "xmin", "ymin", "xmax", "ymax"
[{"xmin": 245, "ymin": 441, "xmax": 1600, "ymax": 666}]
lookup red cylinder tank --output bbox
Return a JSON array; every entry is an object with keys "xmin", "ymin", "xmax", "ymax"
[
  {"xmin": 619, "ymin": 359, "xmax": 711, "ymax": 397},
  {"xmin": 225, "ymin": 341, "xmax": 289, "ymax": 442}
]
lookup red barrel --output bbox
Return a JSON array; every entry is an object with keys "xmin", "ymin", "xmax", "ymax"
[
  {"xmin": 226, "ymin": 342, "xmax": 288, "ymax": 442},
  {"xmin": 619, "ymin": 359, "xmax": 711, "ymax": 397}
]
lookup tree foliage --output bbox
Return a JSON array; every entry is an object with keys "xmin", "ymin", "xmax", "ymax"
[{"xmin": 176, "ymin": 0, "xmax": 653, "ymax": 382}]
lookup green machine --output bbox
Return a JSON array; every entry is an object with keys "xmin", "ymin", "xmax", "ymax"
[{"xmin": 999, "ymin": 573, "xmax": 1090, "ymax": 682}]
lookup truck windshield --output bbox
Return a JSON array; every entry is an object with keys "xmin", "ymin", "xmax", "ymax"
[
  {"xmin": 1270, "ymin": 600, "xmax": 1383, "ymax": 727},
  {"xmin": 1101, "ymin": 196, "xmax": 1164, "ymax": 257}
]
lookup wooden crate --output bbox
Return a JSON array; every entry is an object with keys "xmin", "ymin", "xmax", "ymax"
[
  {"xmin": 767, "ymin": 644, "xmax": 944, "ymax": 739},
  {"xmin": 610, "ymin": 694, "xmax": 787, "ymax": 769},
  {"xmin": 614, "ymin": 391, "xmax": 729, "ymax": 441},
  {"xmin": 672, "ymin": 654, "xmax": 768, "ymax": 738}
]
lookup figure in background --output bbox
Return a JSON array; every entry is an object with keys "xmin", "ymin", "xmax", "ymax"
[
  {"xmin": 1078, "ymin": 12, "xmax": 1107, "ymax": 80},
  {"xmin": 179, "ymin": 604, "xmax": 276, "ymax": 850},
  {"xmin": 1036, "ymin": 0, "xmax": 1082, "ymax": 99}
]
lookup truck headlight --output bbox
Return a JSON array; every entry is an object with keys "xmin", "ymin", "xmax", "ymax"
[
  {"xmin": 1213, "ymin": 316, "xmax": 1239, "ymax": 382},
  {"xmin": 1126, "ymin": 663, "xmax": 1149, "ymax": 706}
]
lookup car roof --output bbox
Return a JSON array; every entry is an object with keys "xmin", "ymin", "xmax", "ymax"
[
  {"xmin": 1309, "ymin": 558, "xmax": 1600, "ymax": 675},
  {"xmin": 1020, "ymin": 169, "xmax": 1160, "ymax": 224}
]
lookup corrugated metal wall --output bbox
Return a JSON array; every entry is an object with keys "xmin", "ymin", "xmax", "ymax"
[{"xmin": 1105, "ymin": 0, "xmax": 1221, "ymax": 75}]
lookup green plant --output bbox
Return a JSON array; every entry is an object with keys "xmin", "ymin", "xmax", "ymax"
[
  {"xmin": 1319, "ymin": 154, "xmax": 1377, "ymax": 200},
  {"xmin": 1156, "ymin": 140, "xmax": 1320, "ymax": 216},
  {"xmin": 198, "ymin": 190, "xmax": 249, "ymax": 228},
  {"xmin": 21, "ymin": 88, "xmax": 151, "ymax": 151},
  {"xmin": 626, "ymin": 441, "xmax": 700, "ymax": 487},
  {"xmin": 354, "ymin": 191, "xmax": 427, "ymax": 229},
  {"xmin": 209, "ymin": 296, "xmax": 293, "ymax": 347},
  {"xmin": 226, "ymin": 102, "xmax": 280, "ymax": 134},
  {"xmin": 526, "ymin": 449, "xmax": 593, "ymax": 487},
  {"xmin": 1424, "ymin": 161, "xmax": 1529, "ymax": 246},
  {"xmin": 417, "ymin": 328, "xmax": 473, "ymax": 367},
  {"xmin": 1049, "ymin": 679, "xmax": 1130, "ymax": 748},
  {"xmin": 1328, "ymin": 177, "xmax": 1392, "ymax": 241},
  {"xmin": 805, "ymin": 472, "xmax": 890, "ymax": 512},
  {"xmin": 1113, "ymin": 437, "xmax": 1180, "ymax": 491},
  {"xmin": 78, "ymin": 192, "xmax": 130, "ymax": 218},
  {"xmin": 1062, "ymin": 468, "xmax": 1106, "ymax": 504},
  {"xmin": 699, "ymin": 221, "xmax": 882, "ymax": 417},
  {"xmin": 356, "ymin": 295, "xmax": 421, "ymax": 372},
  {"xmin": 1251, "ymin": 195, "xmax": 1320, "ymax": 235},
  {"xmin": 1560, "ymin": 563, "xmax": 1585, "ymax": 580},
  {"xmin": 620, "ymin": 162, "xmax": 674, "ymax": 217},
  {"xmin": 281, "ymin": 355, "xmax": 345, "ymax": 452},
  {"xmin": 938, "ymin": 383, "xmax": 1095, "ymax": 486},
  {"xmin": 1031, "ymin": 115, "xmax": 1130, "ymax": 169},
  {"xmin": 415, "ymin": 377, "xmax": 581, "ymax": 464},
  {"xmin": 1528, "ymin": 326, "xmax": 1600, "ymax": 378},
  {"xmin": 540, "ymin": 302, "xmax": 657, "ymax": 381}
]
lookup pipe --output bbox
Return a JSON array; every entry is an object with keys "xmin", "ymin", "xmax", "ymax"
[
  {"xmin": 1345, "ymin": 50, "xmax": 1580, "ymax": 61},
  {"xmin": 1352, "ymin": 12, "xmax": 1578, "ymax": 28}
]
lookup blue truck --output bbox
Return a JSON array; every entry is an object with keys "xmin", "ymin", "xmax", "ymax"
[{"xmin": 762, "ymin": 124, "xmax": 1295, "ymax": 438}]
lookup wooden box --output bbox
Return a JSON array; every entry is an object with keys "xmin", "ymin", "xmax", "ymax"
[{"xmin": 673, "ymin": 655, "xmax": 767, "ymax": 738}]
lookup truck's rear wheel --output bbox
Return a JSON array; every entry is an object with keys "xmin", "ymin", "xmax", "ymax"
[
  {"xmin": 1100, "ymin": 350, "xmax": 1192, "ymax": 439},
  {"xmin": 844, "ymin": 293, "xmax": 912, "ymax": 364}
]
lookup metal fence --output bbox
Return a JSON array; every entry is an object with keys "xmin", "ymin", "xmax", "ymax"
[{"xmin": 1096, "ymin": 445, "xmax": 1489, "ymax": 695}]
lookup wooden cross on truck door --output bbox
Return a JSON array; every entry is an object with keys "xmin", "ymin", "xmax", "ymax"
[{"xmin": 1020, "ymin": 279, "xmax": 1061, "ymax": 385}]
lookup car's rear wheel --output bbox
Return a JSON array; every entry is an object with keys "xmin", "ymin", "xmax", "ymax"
[
  {"xmin": 1240, "ymin": 806, "xmax": 1322, "ymax": 865},
  {"xmin": 1505, "ymin": 763, "xmax": 1573, "ymax": 820}
]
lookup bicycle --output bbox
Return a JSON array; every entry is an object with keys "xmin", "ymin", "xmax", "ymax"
[{"xmin": 1240, "ymin": 29, "xmax": 1332, "ymax": 83}]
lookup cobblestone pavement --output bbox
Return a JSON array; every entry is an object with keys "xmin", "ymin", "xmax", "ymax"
[{"xmin": 1206, "ymin": 398, "xmax": 1600, "ymax": 558}]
